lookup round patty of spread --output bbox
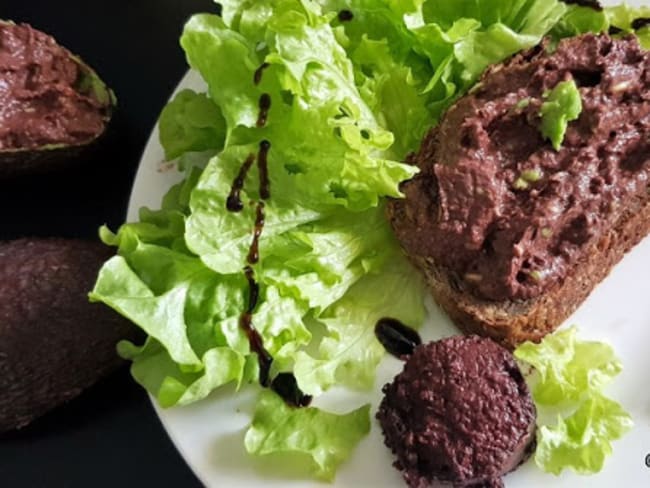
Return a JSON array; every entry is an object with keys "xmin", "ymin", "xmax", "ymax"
[
  {"xmin": 377, "ymin": 336, "xmax": 536, "ymax": 488},
  {"xmin": 390, "ymin": 34, "xmax": 650, "ymax": 301}
]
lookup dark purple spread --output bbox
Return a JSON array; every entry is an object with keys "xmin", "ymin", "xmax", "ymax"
[
  {"xmin": 0, "ymin": 22, "xmax": 110, "ymax": 151},
  {"xmin": 391, "ymin": 34, "xmax": 650, "ymax": 301},
  {"xmin": 377, "ymin": 336, "xmax": 536, "ymax": 488}
]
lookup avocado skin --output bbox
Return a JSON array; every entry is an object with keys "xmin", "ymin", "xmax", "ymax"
[
  {"xmin": 0, "ymin": 238, "xmax": 138, "ymax": 432},
  {"xmin": 0, "ymin": 143, "xmax": 95, "ymax": 178}
]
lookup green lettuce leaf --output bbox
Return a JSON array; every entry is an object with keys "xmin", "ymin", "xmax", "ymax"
[
  {"xmin": 158, "ymin": 89, "xmax": 227, "ymax": 160},
  {"xmin": 515, "ymin": 327, "xmax": 633, "ymax": 475},
  {"xmin": 552, "ymin": 3, "xmax": 650, "ymax": 49},
  {"xmin": 262, "ymin": 205, "xmax": 397, "ymax": 312},
  {"xmin": 91, "ymin": 255, "xmax": 202, "ymax": 367},
  {"xmin": 410, "ymin": 0, "xmax": 566, "ymax": 121},
  {"xmin": 294, "ymin": 250, "xmax": 425, "ymax": 395},
  {"xmin": 316, "ymin": 0, "xmax": 432, "ymax": 155},
  {"xmin": 514, "ymin": 327, "xmax": 622, "ymax": 406},
  {"xmin": 244, "ymin": 390, "xmax": 371, "ymax": 481},
  {"xmin": 540, "ymin": 79, "xmax": 582, "ymax": 151},
  {"xmin": 551, "ymin": 5, "xmax": 608, "ymax": 38},
  {"xmin": 535, "ymin": 394, "xmax": 633, "ymax": 475},
  {"xmin": 181, "ymin": 8, "xmax": 417, "ymax": 211},
  {"xmin": 607, "ymin": 4, "xmax": 650, "ymax": 49},
  {"xmin": 118, "ymin": 338, "xmax": 247, "ymax": 408},
  {"xmin": 320, "ymin": 0, "xmax": 566, "ymax": 141}
]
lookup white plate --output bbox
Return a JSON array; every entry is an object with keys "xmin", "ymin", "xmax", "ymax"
[{"xmin": 128, "ymin": 11, "xmax": 650, "ymax": 488}]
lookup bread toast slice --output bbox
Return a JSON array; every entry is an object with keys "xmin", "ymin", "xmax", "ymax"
[
  {"xmin": 388, "ymin": 34, "xmax": 650, "ymax": 348},
  {"xmin": 389, "ymin": 192, "xmax": 650, "ymax": 349}
]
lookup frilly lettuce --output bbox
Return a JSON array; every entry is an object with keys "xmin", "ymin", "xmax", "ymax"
[
  {"xmin": 245, "ymin": 391, "xmax": 371, "ymax": 481},
  {"xmin": 294, "ymin": 253, "xmax": 425, "ymax": 396},
  {"xmin": 158, "ymin": 89, "xmax": 226, "ymax": 160},
  {"xmin": 536, "ymin": 394, "xmax": 634, "ymax": 475},
  {"xmin": 92, "ymin": 0, "xmax": 644, "ymax": 481},
  {"xmin": 515, "ymin": 328, "xmax": 623, "ymax": 406},
  {"xmin": 515, "ymin": 328, "xmax": 633, "ymax": 475},
  {"xmin": 552, "ymin": 2, "xmax": 650, "ymax": 49}
]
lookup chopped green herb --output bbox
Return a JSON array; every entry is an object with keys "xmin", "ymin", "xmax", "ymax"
[
  {"xmin": 514, "ymin": 177, "xmax": 530, "ymax": 190},
  {"xmin": 521, "ymin": 169, "xmax": 543, "ymax": 182},
  {"xmin": 540, "ymin": 79, "xmax": 583, "ymax": 150}
]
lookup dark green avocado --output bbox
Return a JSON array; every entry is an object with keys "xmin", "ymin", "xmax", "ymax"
[{"xmin": 0, "ymin": 238, "xmax": 139, "ymax": 433}]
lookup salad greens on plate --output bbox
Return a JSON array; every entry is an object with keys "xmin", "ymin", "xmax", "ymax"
[
  {"xmin": 515, "ymin": 327, "xmax": 633, "ymax": 475},
  {"xmin": 91, "ymin": 0, "xmax": 644, "ymax": 481}
]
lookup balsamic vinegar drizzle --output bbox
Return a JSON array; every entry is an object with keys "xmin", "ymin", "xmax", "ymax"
[
  {"xmin": 609, "ymin": 25, "xmax": 624, "ymax": 35},
  {"xmin": 257, "ymin": 140, "xmax": 271, "ymax": 200},
  {"xmin": 257, "ymin": 93, "xmax": 272, "ymax": 128},
  {"xmin": 241, "ymin": 266, "xmax": 273, "ymax": 386},
  {"xmin": 338, "ymin": 9, "xmax": 354, "ymax": 22},
  {"xmin": 214, "ymin": 2, "xmax": 223, "ymax": 17},
  {"xmin": 225, "ymin": 99, "xmax": 311, "ymax": 406},
  {"xmin": 375, "ymin": 318, "xmax": 422, "ymax": 359},
  {"xmin": 253, "ymin": 62, "xmax": 270, "ymax": 86},
  {"xmin": 226, "ymin": 154, "xmax": 255, "ymax": 212},
  {"xmin": 632, "ymin": 18, "xmax": 650, "ymax": 31},
  {"xmin": 247, "ymin": 202, "xmax": 265, "ymax": 265},
  {"xmin": 560, "ymin": 0, "xmax": 603, "ymax": 11},
  {"xmin": 271, "ymin": 373, "xmax": 312, "ymax": 408}
]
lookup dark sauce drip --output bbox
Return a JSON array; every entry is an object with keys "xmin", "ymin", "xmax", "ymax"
[
  {"xmin": 234, "ymin": 141, "xmax": 310, "ymax": 406},
  {"xmin": 608, "ymin": 25, "xmax": 624, "ymax": 35},
  {"xmin": 254, "ymin": 62, "xmax": 270, "ymax": 86},
  {"xmin": 241, "ymin": 266, "xmax": 272, "ymax": 387},
  {"xmin": 257, "ymin": 93, "xmax": 272, "ymax": 128},
  {"xmin": 560, "ymin": 0, "xmax": 602, "ymax": 11},
  {"xmin": 375, "ymin": 318, "xmax": 422, "ymax": 359},
  {"xmin": 226, "ymin": 154, "xmax": 255, "ymax": 212},
  {"xmin": 632, "ymin": 18, "xmax": 650, "ymax": 31},
  {"xmin": 271, "ymin": 373, "xmax": 313, "ymax": 407},
  {"xmin": 338, "ymin": 9, "xmax": 354, "ymax": 22},
  {"xmin": 244, "ymin": 266, "xmax": 259, "ymax": 312},
  {"xmin": 258, "ymin": 140, "xmax": 271, "ymax": 200},
  {"xmin": 215, "ymin": 2, "xmax": 223, "ymax": 17},
  {"xmin": 247, "ymin": 202, "xmax": 265, "ymax": 265}
]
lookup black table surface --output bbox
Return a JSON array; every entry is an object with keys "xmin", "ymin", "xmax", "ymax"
[{"xmin": 0, "ymin": 1, "xmax": 218, "ymax": 486}]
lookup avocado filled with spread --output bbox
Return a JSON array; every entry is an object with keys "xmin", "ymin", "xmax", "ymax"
[{"xmin": 0, "ymin": 21, "xmax": 114, "ymax": 175}]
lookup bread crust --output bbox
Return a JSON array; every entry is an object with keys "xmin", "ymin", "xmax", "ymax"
[{"xmin": 390, "ymin": 193, "xmax": 650, "ymax": 349}]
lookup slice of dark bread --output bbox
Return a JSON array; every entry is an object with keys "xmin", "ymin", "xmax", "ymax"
[
  {"xmin": 389, "ymin": 192, "xmax": 650, "ymax": 349},
  {"xmin": 388, "ymin": 34, "xmax": 650, "ymax": 349}
]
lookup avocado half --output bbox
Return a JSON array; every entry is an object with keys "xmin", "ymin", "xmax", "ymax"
[
  {"xmin": 0, "ymin": 20, "xmax": 116, "ymax": 177},
  {"xmin": 0, "ymin": 238, "xmax": 139, "ymax": 433}
]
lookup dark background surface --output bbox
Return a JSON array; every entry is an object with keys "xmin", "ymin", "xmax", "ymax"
[{"xmin": 0, "ymin": 1, "xmax": 217, "ymax": 486}]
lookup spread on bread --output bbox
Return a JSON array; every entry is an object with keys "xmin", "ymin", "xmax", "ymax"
[{"xmin": 389, "ymin": 34, "xmax": 650, "ymax": 346}]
